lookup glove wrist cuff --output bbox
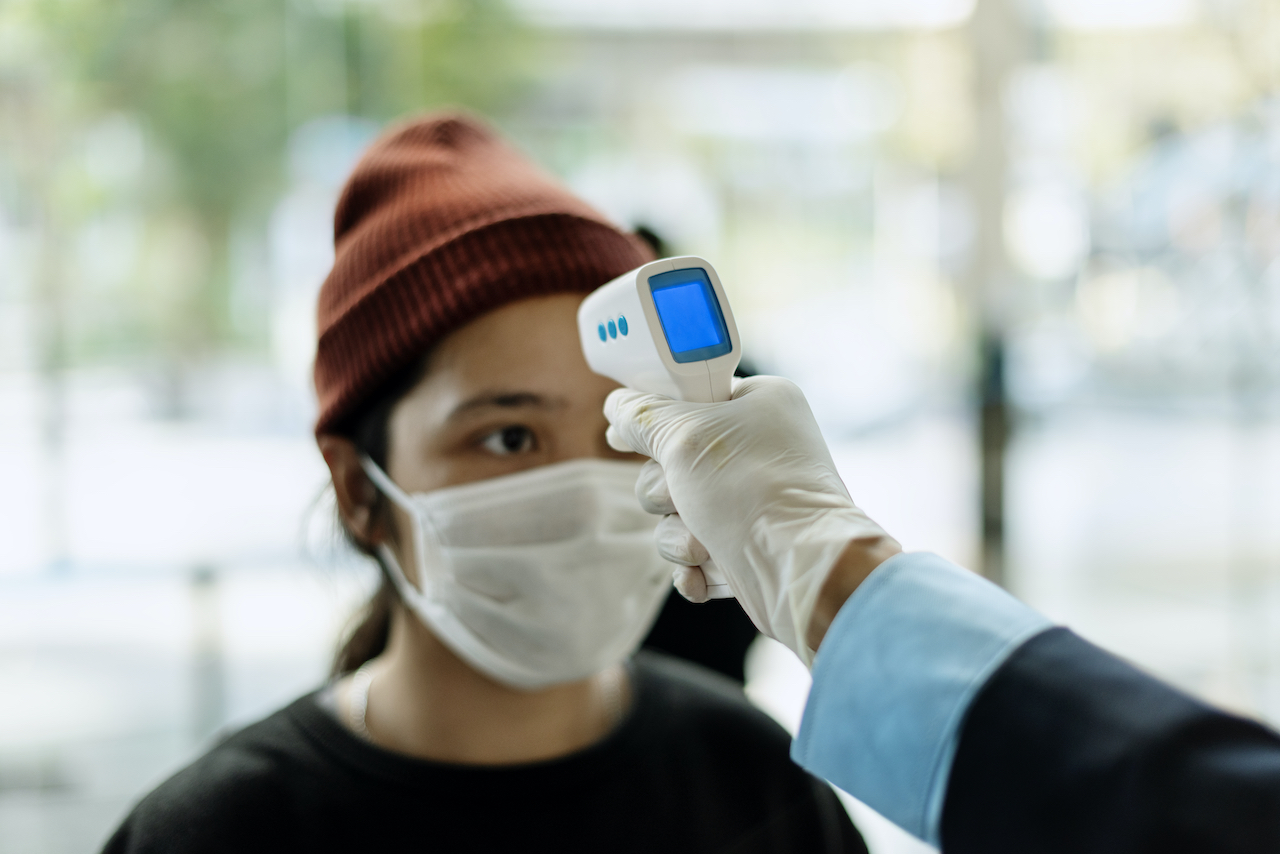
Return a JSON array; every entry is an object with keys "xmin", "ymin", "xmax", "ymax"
[{"xmin": 748, "ymin": 508, "xmax": 888, "ymax": 666}]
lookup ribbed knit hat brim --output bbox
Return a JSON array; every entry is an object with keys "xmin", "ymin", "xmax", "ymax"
[{"xmin": 313, "ymin": 112, "xmax": 653, "ymax": 436}]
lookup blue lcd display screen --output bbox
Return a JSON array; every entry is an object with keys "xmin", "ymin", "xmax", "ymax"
[{"xmin": 648, "ymin": 268, "xmax": 733, "ymax": 363}]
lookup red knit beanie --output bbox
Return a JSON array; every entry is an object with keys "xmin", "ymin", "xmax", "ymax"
[{"xmin": 313, "ymin": 112, "xmax": 654, "ymax": 436}]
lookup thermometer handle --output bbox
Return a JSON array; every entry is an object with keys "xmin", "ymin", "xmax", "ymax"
[
  {"xmin": 701, "ymin": 557, "xmax": 734, "ymax": 600},
  {"xmin": 707, "ymin": 372, "xmax": 733, "ymax": 404}
]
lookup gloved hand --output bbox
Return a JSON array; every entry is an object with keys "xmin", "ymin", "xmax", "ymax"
[{"xmin": 604, "ymin": 375, "xmax": 896, "ymax": 665}]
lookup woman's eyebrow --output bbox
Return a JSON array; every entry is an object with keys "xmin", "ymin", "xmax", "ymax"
[{"xmin": 446, "ymin": 391, "xmax": 567, "ymax": 421}]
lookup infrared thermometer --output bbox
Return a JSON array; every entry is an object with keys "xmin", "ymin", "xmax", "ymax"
[{"xmin": 578, "ymin": 256, "xmax": 741, "ymax": 599}]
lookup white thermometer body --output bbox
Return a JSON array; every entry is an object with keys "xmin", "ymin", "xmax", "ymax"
[{"xmin": 578, "ymin": 256, "xmax": 741, "ymax": 598}]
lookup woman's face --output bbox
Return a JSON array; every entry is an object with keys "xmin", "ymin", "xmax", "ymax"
[
  {"xmin": 378, "ymin": 293, "xmax": 643, "ymax": 566},
  {"xmin": 386, "ymin": 292, "xmax": 638, "ymax": 489}
]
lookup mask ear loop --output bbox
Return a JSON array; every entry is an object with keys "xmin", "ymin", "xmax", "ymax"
[{"xmin": 358, "ymin": 454, "xmax": 448, "ymax": 602}]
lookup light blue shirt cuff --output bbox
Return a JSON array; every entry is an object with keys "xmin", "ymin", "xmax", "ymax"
[{"xmin": 790, "ymin": 552, "xmax": 1053, "ymax": 845}]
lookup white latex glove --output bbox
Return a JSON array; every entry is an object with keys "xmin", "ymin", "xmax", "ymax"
[{"xmin": 604, "ymin": 375, "xmax": 893, "ymax": 665}]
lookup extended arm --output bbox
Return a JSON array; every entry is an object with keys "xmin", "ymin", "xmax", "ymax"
[
  {"xmin": 605, "ymin": 376, "xmax": 1280, "ymax": 852},
  {"xmin": 801, "ymin": 549, "xmax": 1280, "ymax": 851}
]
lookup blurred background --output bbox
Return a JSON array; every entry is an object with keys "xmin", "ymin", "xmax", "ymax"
[{"xmin": 2, "ymin": 0, "xmax": 1280, "ymax": 851}]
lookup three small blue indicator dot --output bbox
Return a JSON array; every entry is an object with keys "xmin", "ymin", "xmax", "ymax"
[{"xmin": 599, "ymin": 316, "xmax": 628, "ymax": 342}]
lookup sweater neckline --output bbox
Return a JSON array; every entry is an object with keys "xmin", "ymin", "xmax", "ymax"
[{"xmin": 286, "ymin": 659, "xmax": 650, "ymax": 789}]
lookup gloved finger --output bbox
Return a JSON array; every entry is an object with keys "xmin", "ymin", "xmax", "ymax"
[
  {"xmin": 636, "ymin": 460, "xmax": 676, "ymax": 515},
  {"xmin": 603, "ymin": 388, "xmax": 686, "ymax": 460},
  {"xmin": 605, "ymin": 424, "xmax": 635, "ymax": 454},
  {"xmin": 729, "ymin": 373, "xmax": 803, "ymax": 402},
  {"xmin": 654, "ymin": 513, "xmax": 710, "ymax": 566},
  {"xmin": 672, "ymin": 565, "xmax": 710, "ymax": 604}
]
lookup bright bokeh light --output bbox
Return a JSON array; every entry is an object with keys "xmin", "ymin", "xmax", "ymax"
[
  {"xmin": 1045, "ymin": 0, "xmax": 1198, "ymax": 30},
  {"xmin": 1075, "ymin": 266, "xmax": 1182, "ymax": 351},
  {"xmin": 669, "ymin": 65, "xmax": 902, "ymax": 143},
  {"xmin": 1004, "ymin": 184, "xmax": 1090, "ymax": 279},
  {"xmin": 514, "ymin": 0, "xmax": 976, "ymax": 30}
]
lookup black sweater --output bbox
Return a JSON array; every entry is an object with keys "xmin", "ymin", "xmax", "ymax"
[{"xmin": 104, "ymin": 651, "xmax": 866, "ymax": 854}]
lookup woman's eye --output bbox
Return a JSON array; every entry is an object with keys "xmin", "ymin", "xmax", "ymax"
[{"xmin": 480, "ymin": 425, "xmax": 536, "ymax": 456}]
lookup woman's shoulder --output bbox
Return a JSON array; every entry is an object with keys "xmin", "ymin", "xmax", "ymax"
[
  {"xmin": 102, "ymin": 695, "xmax": 321, "ymax": 854},
  {"xmin": 627, "ymin": 652, "xmax": 868, "ymax": 853},
  {"xmin": 632, "ymin": 649, "xmax": 775, "ymax": 715},
  {"xmin": 630, "ymin": 650, "xmax": 793, "ymax": 754}
]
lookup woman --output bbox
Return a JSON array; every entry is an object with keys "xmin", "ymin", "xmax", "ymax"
[{"xmin": 104, "ymin": 113, "xmax": 867, "ymax": 853}]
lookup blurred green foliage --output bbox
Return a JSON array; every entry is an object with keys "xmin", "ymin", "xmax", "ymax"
[{"xmin": 5, "ymin": 0, "xmax": 537, "ymax": 369}]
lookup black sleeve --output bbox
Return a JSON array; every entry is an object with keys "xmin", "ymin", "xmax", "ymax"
[
  {"xmin": 941, "ymin": 627, "xmax": 1280, "ymax": 854},
  {"xmin": 632, "ymin": 652, "xmax": 868, "ymax": 854}
]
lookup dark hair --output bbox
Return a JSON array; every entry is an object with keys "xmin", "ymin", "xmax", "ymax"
[{"xmin": 329, "ymin": 354, "xmax": 433, "ymax": 676}]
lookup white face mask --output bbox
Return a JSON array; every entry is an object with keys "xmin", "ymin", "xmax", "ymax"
[{"xmin": 360, "ymin": 457, "xmax": 674, "ymax": 690}]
